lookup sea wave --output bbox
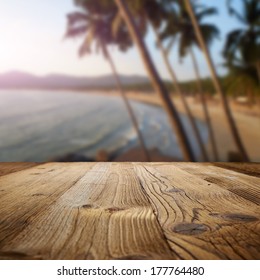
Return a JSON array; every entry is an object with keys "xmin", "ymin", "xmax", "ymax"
[{"xmin": 0, "ymin": 91, "xmax": 208, "ymax": 161}]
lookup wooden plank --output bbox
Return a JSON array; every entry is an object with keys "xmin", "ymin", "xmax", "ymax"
[
  {"xmin": 213, "ymin": 163, "xmax": 260, "ymax": 178},
  {"xmin": 175, "ymin": 163, "xmax": 260, "ymax": 206},
  {"xmin": 0, "ymin": 163, "xmax": 40, "ymax": 177},
  {"xmin": 0, "ymin": 163, "xmax": 176, "ymax": 260},
  {"xmin": 0, "ymin": 163, "xmax": 95, "ymax": 251},
  {"xmin": 134, "ymin": 163, "xmax": 260, "ymax": 260}
]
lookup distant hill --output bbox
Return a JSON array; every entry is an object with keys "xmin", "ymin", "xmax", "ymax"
[
  {"xmin": 0, "ymin": 70, "xmax": 223, "ymax": 94},
  {"xmin": 0, "ymin": 71, "xmax": 150, "ymax": 90}
]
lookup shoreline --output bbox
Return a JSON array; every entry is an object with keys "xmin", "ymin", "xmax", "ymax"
[
  {"xmin": 51, "ymin": 90, "xmax": 260, "ymax": 162},
  {"xmin": 125, "ymin": 91, "xmax": 260, "ymax": 161},
  {"xmin": 3, "ymin": 89, "xmax": 259, "ymax": 162}
]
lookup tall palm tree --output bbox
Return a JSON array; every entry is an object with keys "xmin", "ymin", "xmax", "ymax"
[
  {"xmin": 152, "ymin": 25, "xmax": 209, "ymax": 161},
  {"xmin": 224, "ymin": 0, "xmax": 260, "ymax": 84},
  {"xmin": 114, "ymin": 0, "xmax": 196, "ymax": 161},
  {"xmin": 66, "ymin": 1, "xmax": 151, "ymax": 161},
  {"xmin": 184, "ymin": 0, "xmax": 250, "ymax": 162},
  {"xmin": 117, "ymin": 0, "xmax": 208, "ymax": 160},
  {"xmin": 160, "ymin": 2, "xmax": 220, "ymax": 161}
]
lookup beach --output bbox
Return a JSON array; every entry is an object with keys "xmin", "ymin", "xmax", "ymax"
[
  {"xmin": 124, "ymin": 91, "xmax": 260, "ymax": 162},
  {"xmin": 1, "ymin": 90, "xmax": 207, "ymax": 162},
  {"xmin": 32, "ymin": 90, "xmax": 260, "ymax": 162},
  {"xmin": 0, "ymin": 90, "xmax": 259, "ymax": 162}
]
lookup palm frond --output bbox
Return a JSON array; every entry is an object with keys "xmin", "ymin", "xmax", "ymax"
[
  {"xmin": 223, "ymin": 29, "xmax": 244, "ymax": 58},
  {"xmin": 200, "ymin": 24, "xmax": 220, "ymax": 47},
  {"xmin": 196, "ymin": 7, "xmax": 218, "ymax": 21},
  {"xmin": 67, "ymin": 11, "xmax": 89, "ymax": 26},
  {"xmin": 78, "ymin": 27, "xmax": 95, "ymax": 57},
  {"xmin": 65, "ymin": 25, "xmax": 88, "ymax": 38},
  {"xmin": 227, "ymin": 0, "xmax": 246, "ymax": 24}
]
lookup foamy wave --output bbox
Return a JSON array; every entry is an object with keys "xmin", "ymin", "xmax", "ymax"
[{"xmin": 125, "ymin": 128, "xmax": 137, "ymax": 142}]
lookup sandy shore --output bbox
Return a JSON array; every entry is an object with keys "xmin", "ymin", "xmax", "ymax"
[
  {"xmin": 125, "ymin": 92, "xmax": 260, "ymax": 162},
  {"xmin": 55, "ymin": 90, "xmax": 260, "ymax": 162}
]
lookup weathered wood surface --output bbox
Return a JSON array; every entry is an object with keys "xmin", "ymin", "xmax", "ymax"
[
  {"xmin": 0, "ymin": 163, "xmax": 259, "ymax": 260},
  {"xmin": 0, "ymin": 163, "xmax": 39, "ymax": 177}
]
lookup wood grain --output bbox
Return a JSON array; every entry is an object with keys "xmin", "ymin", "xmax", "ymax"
[
  {"xmin": 0, "ymin": 163, "xmax": 259, "ymax": 260},
  {"xmin": 134, "ymin": 163, "xmax": 260, "ymax": 260},
  {"xmin": 0, "ymin": 163, "xmax": 176, "ymax": 260},
  {"xmin": 0, "ymin": 163, "xmax": 40, "ymax": 177},
  {"xmin": 0, "ymin": 163, "xmax": 94, "ymax": 251},
  {"xmin": 175, "ymin": 163, "xmax": 260, "ymax": 205},
  {"xmin": 213, "ymin": 163, "xmax": 260, "ymax": 178}
]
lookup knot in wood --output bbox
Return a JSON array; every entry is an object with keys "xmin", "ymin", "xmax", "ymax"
[{"xmin": 172, "ymin": 223, "xmax": 208, "ymax": 235}]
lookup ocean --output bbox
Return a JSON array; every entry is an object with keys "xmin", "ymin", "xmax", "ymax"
[{"xmin": 0, "ymin": 90, "xmax": 208, "ymax": 161}]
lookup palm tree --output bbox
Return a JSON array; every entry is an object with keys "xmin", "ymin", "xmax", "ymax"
[
  {"xmin": 66, "ymin": 0, "xmax": 151, "ymax": 161},
  {"xmin": 160, "ymin": 2, "xmax": 220, "ymax": 161},
  {"xmin": 225, "ymin": 61, "xmax": 260, "ymax": 104},
  {"xmin": 117, "ymin": 0, "xmax": 208, "ymax": 160},
  {"xmin": 152, "ymin": 25, "xmax": 209, "ymax": 161},
  {"xmin": 114, "ymin": 0, "xmax": 196, "ymax": 161},
  {"xmin": 184, "ymin": 0, "xmax": 250, "ymax": 162},
  {"xmin": 224, "ymin": 0, "xmax": 260, "ymax": 84}
]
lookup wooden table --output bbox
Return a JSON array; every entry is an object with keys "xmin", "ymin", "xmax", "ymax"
[{"xmin": 0, "ymin": 163, "xmax": 259, "ymax": 260}]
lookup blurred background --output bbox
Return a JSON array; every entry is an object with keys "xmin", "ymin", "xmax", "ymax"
[{"xmin": 0, "ymin": 0, "xmax": 259, "ymax": 162}]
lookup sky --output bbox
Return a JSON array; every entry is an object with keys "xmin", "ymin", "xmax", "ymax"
[{"xmin": 0, "ymin": 0, "xmax": 243, "ymax": 81}]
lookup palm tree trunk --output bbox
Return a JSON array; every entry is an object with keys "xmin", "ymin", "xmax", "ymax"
[
  {"xmin": 115, "ymin": 0, "xmax": 196, "ymax": 161},
  {"xmin": 190, "ymin": 47, "xmax": 219, "ymax": 161},
  {"xmin": 256, "ymin": 62, "xmax": 260, "ymax": 113},
  {"xmin": 105, "ymin": 46, "xmax": 151, "ymax": 162},
  {"xmin": 152, "ymin": 24, "xmax": 208, "ymax": 161},
  {"xmin": 166, "ymin": 37, "xmax": 176, "ymax": 56},
  {"xmin": 184, "ymin": 0, "xmax": 249, "ymax": 162},
  {"xmin": 256, "ymin": 61, "xmax": 260, "ymax": 85}
]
